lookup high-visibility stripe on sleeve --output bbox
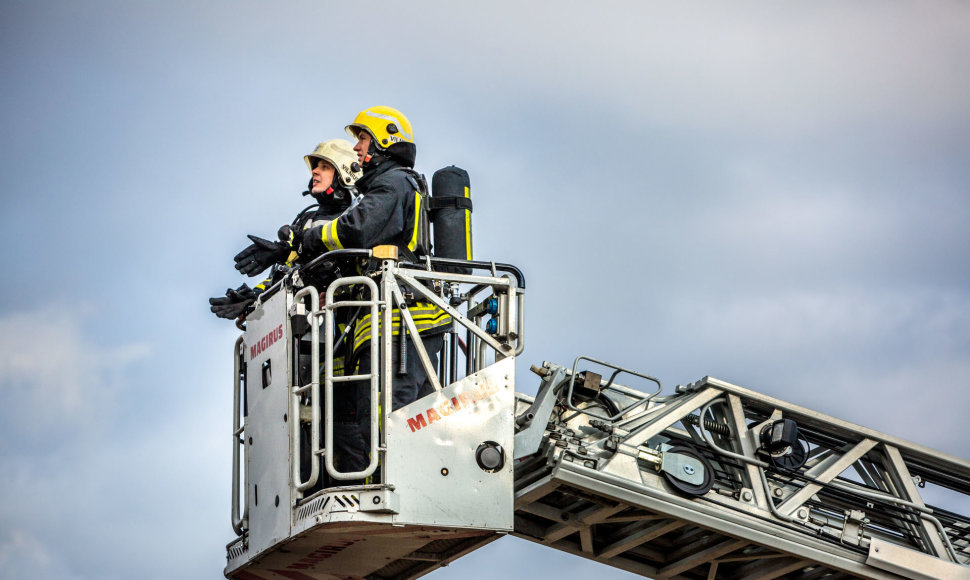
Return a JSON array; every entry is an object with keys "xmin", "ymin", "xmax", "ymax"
[
  {"xmin": 408, "ymin": 192, "xmax": 421, "ymax": 252},
  {"xmin": 321, "ymin": 220, "xmax": 344, "ymax": 251}
]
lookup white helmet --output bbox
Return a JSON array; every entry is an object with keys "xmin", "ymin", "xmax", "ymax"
[{"xmin": 304, "ymin": 139, "xmax": 362, "ymax": 187}]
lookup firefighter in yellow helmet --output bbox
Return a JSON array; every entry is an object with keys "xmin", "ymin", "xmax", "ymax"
[
  {"xmin": 300, "ymin": 106, "xmax": 420, "ymax": 257},
  {"xmin": 300, "ymin": 107, "xmax": 449, "ymax": 478},
  {"xmin": 209, "ymin": 139, "xmax": 361, "ymax": 319}
]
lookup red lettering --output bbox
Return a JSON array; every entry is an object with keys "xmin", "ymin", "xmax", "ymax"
[
  {"xmin": 249, "ymin": 325, "xmax": 286, "ymax": 361},
  {"xmin": 407, "ymin": 414, "xmax": 427, "ymax": 432},
  {"xmin": 405, "ymin": 386, "xmax": 501, "ymax": 434},
  {"xmin": 438, "ymin": 400, "xmax": 455, "ymax": 416}
]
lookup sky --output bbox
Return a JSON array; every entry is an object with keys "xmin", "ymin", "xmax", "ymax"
[{"xmin": 1, "ymin": 1, "xmax": 969, "ymax": 578}]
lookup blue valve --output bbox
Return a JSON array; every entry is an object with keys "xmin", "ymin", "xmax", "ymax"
[
  {"xmin": 485, "ymin": 297, "xmax": 499, "ymax": 315},
  {"xmin": 485, "ymin": 318, "xmax": 498, "ymax": 334}
]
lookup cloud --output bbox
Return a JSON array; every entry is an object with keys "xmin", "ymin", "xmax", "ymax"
[
  {"xmin": 0, "ymin": 306, "xmax": 150, "ymax": 442},
  {"xmin": 0, "ymin": 305, "xmax": 231, "ymax": 580},
  {"xmin": 368, "ymin": 2, "xmax": 970, "ymax": 136},
  {"xmin": 0, "ymin": 529, "xmax": 82, "ymax": 580},
  {"xmin": 649, "ymin": 287, "xmax": 970, "ymax": 455}
]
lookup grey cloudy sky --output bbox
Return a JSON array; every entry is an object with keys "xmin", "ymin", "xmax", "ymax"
[{"xmin": 2, "ymin": 1, "xmax": 969, "ymax": 578}]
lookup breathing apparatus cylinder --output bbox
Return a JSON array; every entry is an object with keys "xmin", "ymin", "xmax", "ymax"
[{"xmin": 430, "ymin": 166, "xmax": 473, "ymax": 274}]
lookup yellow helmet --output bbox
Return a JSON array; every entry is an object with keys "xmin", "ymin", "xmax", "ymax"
[
  {"xmin": 345, "ymin": 105, "xmax": 414, "ymax": 149},
  {"xmin": 303, "ymin": 139, "xmax": 362, "ymax": 187}
]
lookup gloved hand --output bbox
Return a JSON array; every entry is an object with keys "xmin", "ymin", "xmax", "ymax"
[
  {"xmin": 234, "ymin": 234, "xmax": 291, "ymax": 276},
  {"xmin": 277, "ymin": 224, "xmax": 295, "ymax": 247},
  {"xmin": 209, "ymin": 284, "xmax": 258, "ymax": 319},
  {"xmin": 301, "ymin": 222, "xmax": 328, "ymax": 256}
]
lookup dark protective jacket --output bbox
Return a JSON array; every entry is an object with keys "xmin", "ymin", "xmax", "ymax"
[
  {"xmin": 305, "ymin": 158, "xmax": 424, "ymax": 258},
  {"xmin": 304, "ymin": 157, "xmax": 449, "ymax": 354}
]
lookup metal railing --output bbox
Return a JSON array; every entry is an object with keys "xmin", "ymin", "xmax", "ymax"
[
  {"xmin": 224, "ymin": 250, "xmax": 527, "ymax": 514},
  {"xmin": 323, "ymin": 276, "xmax": 380, "ymax": 481},
  {"xmin": 291, "ymin": 285, "xmax": 321, "ymax": 491},
  {"xmin": 231, "ymin": 336, "xmax": 248, "ymax": 535},
  {"xmin": 286, "ymin": 252, "xmax": 524, "ymax": 493}
]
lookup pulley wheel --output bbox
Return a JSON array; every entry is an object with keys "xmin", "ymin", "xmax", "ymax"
[
  {"xmin": 661, "ymin": 444, "xmax": 714, "ymax": 497},
  {"xmin": 767, "ymin": 434, "xmax": 808, "ymax": 471}
]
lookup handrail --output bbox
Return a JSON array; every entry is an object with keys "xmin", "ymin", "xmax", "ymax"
[
  {"xmin": 231, "ymin": 336, "xmax": 247, "ymax": 535},
  {"xmin": 324, "ymin": 276, "xmax": 381, "ymax": 481},
  {"xmin": 562, "ymin": 355, "xmax": 662, "ymax": 422},
  {"xmin": 398, "ymin": 256, "xmax": 526, "ymax": 289},
  {"xmin": 292, "ymin": 286, "xmax": 321, "ymax": 492},
  {"xmin": 396, "ymin": 271, "xmax": 515, "ymax": 362},
  {"xmin": 301, "ymin": 248, "xmax": 373, "ymax": 275},
  {"xmin": 280, "ymin": 257, "xmax": 524, "ymax": 491}
]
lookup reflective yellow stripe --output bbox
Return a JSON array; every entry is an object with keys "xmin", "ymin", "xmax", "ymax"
[
  {"xmin": 352, "ymin": 304, "xmax": 451, "ymax": 352},
  {"xmin": 319, "ymin": 356, "xmax": 345, "ymax": 376},
  {"xmin": 408, "ymin": 192, "xmax": 421, "ymax": 252},
  {"xmin": 464, "ymin": 186, "xmax": 472, "ymax": 260},
  {"xmin": 324, "ymin": 220, "xmax": 343, "ymax": 250}
]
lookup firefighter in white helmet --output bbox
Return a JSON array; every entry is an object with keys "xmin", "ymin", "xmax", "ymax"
[{"xmin": 209, "ymin": 139, "xmax": 362, "ymax": 319}]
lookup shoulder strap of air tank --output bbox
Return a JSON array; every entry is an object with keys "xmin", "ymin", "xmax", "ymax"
[
  {"xmin": 389, "ymin": 166, "xmax": 428, "ymax": 194},
  {"xmin": 386, "ymin": 167, "xmax": 431, "ymax": 258}
]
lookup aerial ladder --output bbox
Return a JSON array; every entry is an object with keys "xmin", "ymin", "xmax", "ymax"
[{"xmin": 224, "ymin": 248, "xmax": 970, "ymax": 580}]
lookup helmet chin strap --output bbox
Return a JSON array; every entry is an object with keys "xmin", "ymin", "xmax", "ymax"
[{"xmin": 361, "ymin": 138, "xmax": 381, "ymax": 167}]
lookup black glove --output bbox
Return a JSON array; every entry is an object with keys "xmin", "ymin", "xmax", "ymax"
[
  {"xmin": 234, "ymin": 234, "xmax": 291, "ymax": 276},
  {"xmin": 209, "ymin": 284, "xmax": 258, "ymax": 319},
  {"xmin": 301, "ymin": 223, "xmax": 325, "ymax": 256}
]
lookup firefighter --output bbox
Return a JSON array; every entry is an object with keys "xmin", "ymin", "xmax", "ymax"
[
  {"xmin": 208, "ymin": 138, "xmax": 361, "ymax": 320},
  {"xmin": 300, "ymin": 105, "xmax": 422, "ymax": 259},
  {"xmin": 301, "ymin": 106, "xmax": 450, "ymax": 477}
]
